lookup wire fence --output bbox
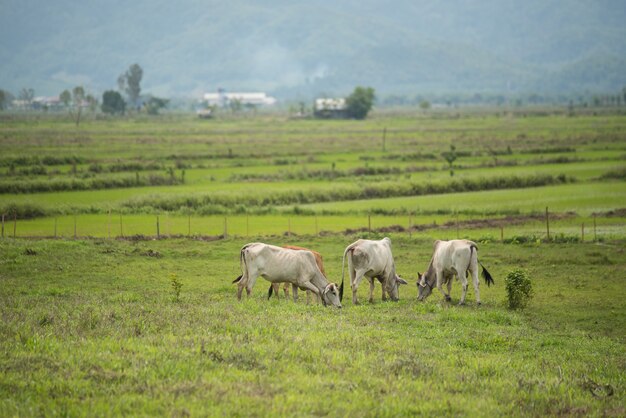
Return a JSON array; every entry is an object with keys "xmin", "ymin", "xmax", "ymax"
[{"xmin": 0, "ymin": 208, "xmax": 615, "ymax": 242}]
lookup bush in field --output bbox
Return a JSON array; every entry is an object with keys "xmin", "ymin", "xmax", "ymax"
[
  {"xmin": 101, "ymin": 90, "xmax": 126, "ymax": 115},
  {"xmin": 505, "ymin": 269, "xmax": 533, "ymax": 310},
  {"xmin": 346, "ymin": 86, "xmax": 375, "ymax": 120},
  {"xmin": 169, "ymin": 273, "xmax": 183, "ymax": 302}
]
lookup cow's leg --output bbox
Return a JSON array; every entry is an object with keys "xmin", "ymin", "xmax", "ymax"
[
  {"xmin": 471, "ymin": 266, "xmax": 481, "ymax": 305},
  {"xmin": 245, "ymin": 276, "xmax": 259, "ymax": 298},
  {"xmin": 458, "ymin": 270, "xmax": 469, "ymax": 305},
  {"xmin": 352, "ymin": 269, "xmax": 367, "ymax": 305},
  {"xmin": 306, "ymin": 290, "xmax": 313, "ymax": 304},
  {"xmin": 300, "ymin": 281, "xmax": 321, "ymax": 303},
  {"xmin": 436, "ymin": 270, "xmax": 451, "ymax": 302},
  {"xmin": 237, "ymin": 267, "xmax": 252, "ymax": 301},
  {"xmin": 242, "ymin": 268, "xmax": 260, "ymax": 298},
  {"xmin": 270, "ymin": 283, "xmax": 281, "ymax": 299},
  {"xmin": 292, "ymin": 284, "xmax": 299, "ymax": 302},
  {"xmin": 283, "ymin": 282, "xmax": 290, "ymax": 298},
  {"xmin": 237, "ymin": 282, "xmax": 244, "ymax": 300},
  {"xmin": 368, "ymin": 277, "xmax": 376, "ymax": 303}
]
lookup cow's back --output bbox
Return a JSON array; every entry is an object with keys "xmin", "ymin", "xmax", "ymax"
[
  {"xmin": 283, "ymin": 245, "xmax": 327, "ymax": 277},
  {"xmin": 245, "ymin": 243, "xmax": 317, "ymax": 283},
  {"xmin": 433, "ymin": 240, "xmax": 475, "ymax": 271},
  {"xmin": 351, "ymin": 238, "xmax": 393, "ymax": 273}
]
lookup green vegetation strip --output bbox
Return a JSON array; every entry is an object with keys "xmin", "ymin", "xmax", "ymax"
[{"xmin": 1, "ymin": 237, "xmax": 624, "ymax": 416}]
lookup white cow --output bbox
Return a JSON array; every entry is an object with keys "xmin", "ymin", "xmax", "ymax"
[
  {"xmin": 341, "ymin": 237, "xmax": 408, "ymax": 305},
  {"xmin": 417, "ymin": 239, "xmax": 494, "ymax": 305},
  {"xmin": 233, "ymin": 243, "xmax": 342, "ymax": 308}
]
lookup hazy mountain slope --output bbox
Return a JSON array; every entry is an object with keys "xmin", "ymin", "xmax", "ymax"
[{"xmin": 1, "ymin": 0, "xmax": 624, "ymax": 99}]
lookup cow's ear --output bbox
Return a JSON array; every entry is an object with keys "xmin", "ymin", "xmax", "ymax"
[
  {"xmin": 418, "ymin": 274, "xmax": 426, "ymax": 287},
  {"xmin": 397, "ymin": 277, "xmax": 408, "ymax": 285}
]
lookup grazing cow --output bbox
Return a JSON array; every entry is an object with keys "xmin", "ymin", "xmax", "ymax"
[
  {"xmin": 341, "ymin": 237, "xmax": 408, "ymax": 305},
  {"xmin": 233, "ymin": 243, "xmax": 342, "ymax": 308},
  {"xmin": 268, "ymin": 245, "xmax": 326, "ymax": 303},
  {"xmin": 417, "ymin": 239, "xmax": 494, "ymax": 305}
]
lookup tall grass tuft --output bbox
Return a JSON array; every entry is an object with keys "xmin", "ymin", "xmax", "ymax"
[{"xmin": 170, "ymin": 273, "xmax": 183, "ymax": 302}]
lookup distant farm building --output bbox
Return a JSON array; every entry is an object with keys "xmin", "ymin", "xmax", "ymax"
[
  {"xmin": 314, "ymin": 98, "xmax": 347, "ymax": 119},
  {"xmin": 203, "ymin": 91, "xmax": 277, "ymax": 107}
]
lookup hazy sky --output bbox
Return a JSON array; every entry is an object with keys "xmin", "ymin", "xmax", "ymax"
[{"xmin": 2, "ymin": 0, "xmax": 625, "ymax": 98}]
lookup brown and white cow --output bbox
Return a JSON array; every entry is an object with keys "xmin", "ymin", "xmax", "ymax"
[
  {"xmin": 341, "ymin": 237, "xmax": 407, "ymax": 305},
  {"xmin": 233, "ymin": 242, "xmax": 342, "ymax": 308},
  {"xmin": 417, "ymin": 239, "xmax": 494, "ymax": 305}
]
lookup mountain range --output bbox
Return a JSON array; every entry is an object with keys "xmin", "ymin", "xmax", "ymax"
[{"xmin": 1, "ymin": 0, "xmax": 625, "ymax": 101}]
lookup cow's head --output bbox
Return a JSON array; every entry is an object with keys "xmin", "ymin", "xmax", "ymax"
[
  {"xmin": 417, "ymin": 272, "xmax": 434, "ymax": 301},
  {"xmin": 385, "ymin": 274, "xmax": 408, "ymax": 301},
  {"xmin": 322, "ymin": 283, "xmax": 342, "ymax": 308}
]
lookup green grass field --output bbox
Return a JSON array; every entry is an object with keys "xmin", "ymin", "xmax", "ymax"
[
  {"xmin": 1, "ymin": 111, "xmax": 625, "ymax": 416},
  {"xmin": 1, "ymin": 236, "xmax": 624, "ymax": 416}
]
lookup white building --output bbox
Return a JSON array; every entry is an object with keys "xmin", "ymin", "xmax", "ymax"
[
  {"xmin": 314, "ymin": 98, "xmax": 347, "ymax": 118},
  {"xmin": 203, "ymin": 91, "xmax": 277, "ymax": 107}
]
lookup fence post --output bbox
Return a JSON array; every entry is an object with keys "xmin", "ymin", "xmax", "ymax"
[
  {"xmin": 54, "ymin": 217, "xmax": 57, "ymax": 239},
  {"xmin": 188, "ymin": 214, "xmax": 191, "ymax": 237},
  {"xmin": 288, "ymin": 218, "xmax": 291, "ymax": 237},
  {"xmin": 156, "ymin": 215, "xmax": 160, "ymax": 238},
  {"xmin": 107, "ymin": 210, "xmax": 111, "ymax": 239},
  {"xmin": 315, "ymin": 216, "xmax": 319, "ymax": 236},
  {"xmin": 408, "ymin": 213, "xmax": 412, "ymax": 238},
  {"xmin": 368, "ymin": 214, "xmax": 371, "ymax": 234},
  {"xmin": 13, "ymin": 213, "xmax": 17, "ymax": 238},
  {"xmin": 545, "ymin": 206, "xmax": 550, "ymax": 241},
  {"xmin": 74, "ymin": 215, "xmax": 77, "ymax": 239},
  {"xmin": 593, "ymin": 214, "xmax": 597, "ymax": 242},
  {"xmin": 500, "ymin": 225, "xmax": 504, "ymax": 243},
  {"xmin": 119, "ymin": 213, "xmax": 124, "ymax": 238},
  {"xmin": 382, "ymin": 127, "xmax": 387, "ymax": 152},
  {"xmin": 456, "ymin": 212, "xmax": 459, "ymax": 239},
  {"xmin": 581, "ymin": 223, "xmax": 585, "ymax": 242},
  {"xmin": 246, "ymin": 215, "xmax": 249, "ymax": 238},
  {"xmin": 1, "ymin": 214, "xmax": 5, "ymax": 238},
  {"xmin": 224, "ymin": 217, "xmax": 228, "ymax": 238}
]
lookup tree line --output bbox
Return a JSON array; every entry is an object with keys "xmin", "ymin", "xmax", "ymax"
[{"xmin": 0, "ymin": 63, "xmax": 169, "ymax": 123}]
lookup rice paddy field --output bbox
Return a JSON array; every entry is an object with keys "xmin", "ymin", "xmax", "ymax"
[{"xmin": 1, "ymin": 109, "xmax": 625, "ymax": 416}]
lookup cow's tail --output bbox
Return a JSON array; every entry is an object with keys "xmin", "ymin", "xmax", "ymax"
[
  {"xmin": 480, "ymin": 261, "xmax": 494, "ymax": 287},
  {"xmin": 233, "ymin": 244, "xmax": 250, "ymax": 284},
  {"xmin": 339, "ymin": 243, "xmax": 360, "ymax": 302},
  {"xmin": 339, "ymin": 245, "xmax": 352, "ymax": 302},
  {"xmin": 471, "ymin": 244, "xmax": 494, "ymax": 287}
]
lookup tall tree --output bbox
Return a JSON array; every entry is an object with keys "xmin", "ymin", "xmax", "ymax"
[
  {"xmin": 0, "ymin": 89, "xmax": 14, "ymax": 110},
  {"xmin": 345, "ymin": 86, "xmax": 375, "ymax": 120},
  {"xmin": 19, "ymin": 88, "xmax": 34, "ymax": 108},
  {"xmin": 70, "ymin": 86, "xmax": 86, "ymax": 127},
  {"xmin": 60, "ymin": 90, "xmax": 71, "ymax": 107},
  {"xmin": 441, "ymin": 145, "xmax": 458, "ymax": 177},
  {"xmin": 118, "ymin": 63, "xmax": 143, "ymax": 109},
  {"xmin": 144, "ymin": 96, "xmax": 169, "ymax": 115}
]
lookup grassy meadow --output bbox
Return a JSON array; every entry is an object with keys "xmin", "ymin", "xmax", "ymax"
[
  {"xmin": 1, "ymin": 110, "xmax": 625, "ymax": 416},
  {"xmin": 1, "ymin": 235, "xmax": 625, "ymax": 416}
]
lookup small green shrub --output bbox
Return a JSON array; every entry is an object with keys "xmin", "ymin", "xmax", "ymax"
[
  {"xmin": 170, "ymin": 273, "xmax": 183, "ymax": 302},
  {"xmin": 505, "ymin": 269, "xmax": 533, "ymax": 310}
]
